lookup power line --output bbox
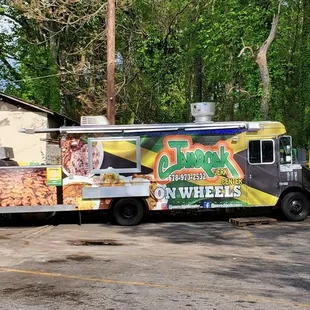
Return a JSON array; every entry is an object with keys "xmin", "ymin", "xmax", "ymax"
[{"xmin": 9, "ymin": 65, "xmax": 106, "ymax": 83}]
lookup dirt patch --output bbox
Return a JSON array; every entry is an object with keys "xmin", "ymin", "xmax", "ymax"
[
  {"xmin": 236, "ymin": 300, "xmax": 257, "ymax": 304},
  {"xmin": 1, "ymin": 284, "xmax": 83, "ymax": 300},
  {"xmin": 205, "ymin": 255, "xmax": 229, "ymax": 261},
  {"xmin": 68, "ymin": 239, "xmax": 124, "ymax": 246},
  {"xmin": 47, "ymin": 258, "xmax": 67, "ymax": 264},
  {"xmin": 66, "ymin": 254, "xmax": 93, "ymax": 261}
]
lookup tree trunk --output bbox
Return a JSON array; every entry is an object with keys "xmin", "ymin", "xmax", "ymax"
[
  {"xmin": 256, "ymin": 52, "xmax": 271, "ymax": 120},
  {"xmin": 237, "ymin": 2, "xmax": 281, "ymax": 120},
  {"xmin": 255, "ymin": 3, "xmax": 281, "ymax": 120},
  {"xmin": 107, "ymin": 0, "xmax": 116, "ymax": 124}
]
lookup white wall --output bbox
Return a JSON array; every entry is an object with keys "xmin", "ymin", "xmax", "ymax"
[{"xmin": 0, "ymin": 110, "xmax": 48, "ymax": 165}]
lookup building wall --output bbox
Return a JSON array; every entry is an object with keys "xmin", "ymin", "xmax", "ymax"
[
  {"xmin": 0, "ymin": 101, "xmax": 48, "ymax": 165},
  {"xmin": 46, "ymin": 115, "xmax": 63, "ymax": 165},
  {"xmin": 46, "ymin": 142, "xmax": 61, "ymax": 165}
]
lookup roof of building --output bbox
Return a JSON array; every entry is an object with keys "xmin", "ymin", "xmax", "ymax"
[{"xmin": 0, "ymin": 92, "xmax": 79, "ymax": 125}]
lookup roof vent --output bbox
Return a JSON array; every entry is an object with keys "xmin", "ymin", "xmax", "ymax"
[
  {"xmin": 80, "ymin": 116, "xmax": 109, "ymax": 126},
  {"xmin": 191, "ymin": 102, "xmax": 215, "ymax": 123}
]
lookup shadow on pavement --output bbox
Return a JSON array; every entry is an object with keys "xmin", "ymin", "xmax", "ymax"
[
  {"xmin": 0, "ymin": 207, "xmax": 276, "ymax": 227},
  {"xmin": 1, "ymin": 208, "xmax": 309, "ymax": 254}
]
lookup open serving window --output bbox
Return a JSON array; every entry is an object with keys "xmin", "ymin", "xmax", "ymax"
[{"xmin": 88, "ymin": 136, "xmax": 141, "ymax": 174}]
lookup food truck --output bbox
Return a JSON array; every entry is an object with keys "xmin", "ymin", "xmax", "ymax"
[{"xmin": 0, "ymin": 102, "xmax": 309, "ymax": 225}]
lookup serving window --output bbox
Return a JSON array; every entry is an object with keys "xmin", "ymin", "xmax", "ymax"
[
  {"xmin": 248, "ymin": 139, "xmax": 275, "ymax": 165},
  {"xmin": 88, "ymin": 137, "xmax": 141, "ymax": 174}
]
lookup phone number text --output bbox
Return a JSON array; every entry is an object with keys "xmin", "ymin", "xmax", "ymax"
[{"xmin": 168, "ymin": 173, "xmax": 207, "ymax": 182}]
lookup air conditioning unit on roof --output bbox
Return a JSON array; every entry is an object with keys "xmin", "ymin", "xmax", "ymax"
[{"xmin": 80, "ymin": 115, "xmax": 109, "ymax": 126}]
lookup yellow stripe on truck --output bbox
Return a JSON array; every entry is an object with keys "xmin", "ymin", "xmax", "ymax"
[
  {"xmin": 101, "ymin": 141, "xmax": 137, "ymax": 161},
  {"xmin": 225, "ymin": 122, "xmax": 286, "ymax": 154},
  {"xmin": 141, "ymin": 148, "xmax": 157, "ymax": 169},
  {"xmin": 101, "ymin": 141, "xmax": 157, "ymax": 169},
  {"xmin": 240, "ymin": 184, "xmax": 278, "ymax": 206}
]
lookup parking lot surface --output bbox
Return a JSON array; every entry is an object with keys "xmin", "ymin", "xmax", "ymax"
[{"xmin": 0, "ymin": 212, "xmax": 309, "ymax": 310}]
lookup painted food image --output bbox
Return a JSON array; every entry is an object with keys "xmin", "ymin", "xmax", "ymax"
[
  {"xmin": 93, "ymin": 173, "xmax": 126, "ymax": 187},
  {"xmin": 63, "ymin": 183, "xmax": 86, "ymax": 205},
  {"xmin": 0, "ymin": 168, "xmax": 56, "ymax": 207},
  {"xmin": 62, "ymin": 138, "xmax": 102, "ymax": 176},
  {"xmin": 63, "ymin": 176, "xmax": 99, "ymax": 210},
  {"xmin": 132, "ymin": 174, "xmax": 163, "ymax": 210},
  {"xmin": 63, "ymin": 177, "xmax": 99, "ymax": 210},
  {"xmin": 93, "ymin": 173, "xmax": 127, "ymax": 209}
]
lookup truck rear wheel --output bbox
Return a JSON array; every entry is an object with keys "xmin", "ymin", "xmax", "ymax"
[
  {"xmin": 112, "ymin": 198, "xmax": 144, "ymax": 226},
  {"xmin": 281, "ymin": 192, "xmax": 309, "ymax": 221}
]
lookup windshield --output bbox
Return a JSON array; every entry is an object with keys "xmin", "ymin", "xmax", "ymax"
[{"xmin": 279, "ymin": 136, "xmax": 292, "ymax": 164}]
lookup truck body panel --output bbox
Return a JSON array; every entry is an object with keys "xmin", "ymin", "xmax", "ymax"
[{"xmin": 0, "ymin": 120, "xmax": 308, "ymax": 223}]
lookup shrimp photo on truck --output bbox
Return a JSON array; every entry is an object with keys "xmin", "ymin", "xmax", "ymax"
[{"xmin": 1, "ymin": 102, "xmax": 309, "ymax": 225}]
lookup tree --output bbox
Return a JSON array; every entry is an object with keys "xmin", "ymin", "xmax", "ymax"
[
  {"xmin": 0, "ymin": 0, "xmax": 61, "ymax": 110},
  {"xmin": 0, "ymin": 0, "xmax": 309, "ymax": 151},
  {"xmin": 239, "ymin": 0, "xmax": 282, "ymax": 120},
  {"xmin": 116, "ymin": 0, "xmax": 198, "ymax": 123},
  {"xmin": 298, "ymin": 0, "xmax": 310, "ymax": 147},
  {"xmin": 4, "ymin": 0, "xmax": 109, "ymax": 118}
]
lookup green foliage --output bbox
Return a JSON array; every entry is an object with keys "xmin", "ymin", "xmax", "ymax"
[
  {"xmin": 0, "ymin": 0, "xmax": 310, "ymax": 147},
  {"xmin": 0, "ymin": 0, "xmax": 61, "ymax": 110}
]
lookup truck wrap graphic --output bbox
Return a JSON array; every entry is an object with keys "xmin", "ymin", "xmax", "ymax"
[
  {"xmin": 0, "ymin": 167, "xmax": 57, "ymax": 208},
  {"xmin": 1, "ymin": 119, "xmax": 309, "ymax": 226},
  {"xmin": 62, "ymin": 132, "xmax": 251, "ymax": 211},
  {"xmin": 154, "ymin": 136, "xmax": 244, "ymax": 181}
]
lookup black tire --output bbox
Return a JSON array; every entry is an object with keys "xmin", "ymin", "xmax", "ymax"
[
  {"xmin": 281, "ymin": 192, "xmax": 309, "ymax": 221},
  {"xmin": 112, "ymin": 198, "xmax": 145, "ymax": 226}
]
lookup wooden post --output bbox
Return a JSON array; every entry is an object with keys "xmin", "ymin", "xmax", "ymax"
[{"xmin": 107, "ymin": 0, "xmax": 115, "ymax": 124}]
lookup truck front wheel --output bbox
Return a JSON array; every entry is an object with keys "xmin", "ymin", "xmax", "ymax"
[
  {"xmin": 112, "ymin": 198, "xmax": 145, "ymax": 226},
  {"xmin": 281, "ymin": 192, "xmax": 309, "ymax": 221}
]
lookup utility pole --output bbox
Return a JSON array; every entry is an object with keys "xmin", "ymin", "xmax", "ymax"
[{"xmin": 107, "ymin": 0, "xmax": 115, "ymax": 124}]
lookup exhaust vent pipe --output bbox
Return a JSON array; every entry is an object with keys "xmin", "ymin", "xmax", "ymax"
[{"xmin": 191, "ymin": 102, "xmax": 215, "ymax": 123}]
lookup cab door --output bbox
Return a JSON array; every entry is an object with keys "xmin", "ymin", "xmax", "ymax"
[
  {"xmin": 279, "ymin": 136, "xmax": 302, "ymax": 187},
  {"xmin": 246, "ymin": 139, "xmax": 280, "ymax": 206}
]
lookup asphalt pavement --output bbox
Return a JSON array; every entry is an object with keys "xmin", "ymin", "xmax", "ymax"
[{"xmin": 0, "ymin": 211, "xmax": 309, "ymax": 310}]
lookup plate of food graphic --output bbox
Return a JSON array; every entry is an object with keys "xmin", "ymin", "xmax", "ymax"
[
  {"xmin": 62, "ymin": 139, "xmax": 104, "ymax": 177},
  {"xmin": 131, "ymin": 174, "xmax": 167, "ymax": 210},
  {"xmin": 90, "ymin": 141, "xmax": 104, "ymax": 171},
  {"xmin": 63, "ymin": 176, "xmax": 100, "ymax": 210},
  {"xmin": 92, "ymin": 173, "xmax": 132, "ymax": 187}
]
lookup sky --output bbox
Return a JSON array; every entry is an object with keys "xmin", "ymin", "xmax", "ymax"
[{"xmin": 0, "ymin": 16, "xmax": 17, "ymax": 91}]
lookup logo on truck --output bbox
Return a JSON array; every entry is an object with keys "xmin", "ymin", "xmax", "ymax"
[{"xmin": 154, "ymin": 136, "xmax": 244, "ymax": 182}]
